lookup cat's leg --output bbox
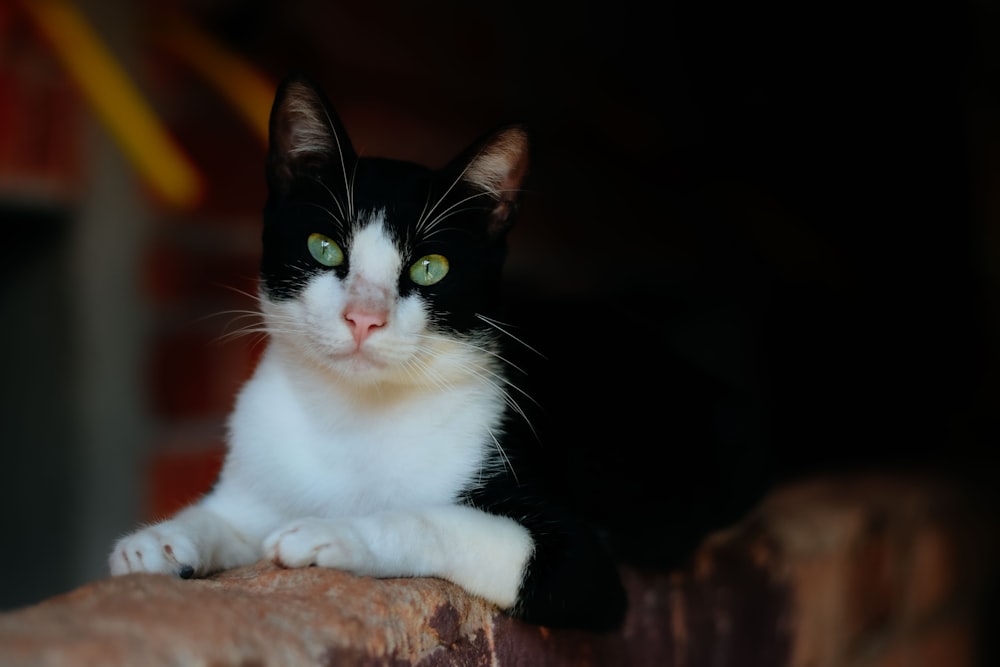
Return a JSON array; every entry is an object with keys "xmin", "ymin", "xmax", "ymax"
[
  {"xmin": 108, "ymin": 491, "xmax": 266, "ymax": 578},
  {"xmin": 468, "ymin": 487, "xmax": 628, "ymax": 630},
  {"xmin": 263, "ymin": 505, "xmax": 534, "ymax": 610}
]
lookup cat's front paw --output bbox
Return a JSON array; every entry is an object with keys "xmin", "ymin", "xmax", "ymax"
[
  {"xmin": 264, "ymin": 518, "xmax": 374, "ymax": 572},
  {"xmin": 109, "ymin": 523, "xmax": 203, "ymax": 578}
]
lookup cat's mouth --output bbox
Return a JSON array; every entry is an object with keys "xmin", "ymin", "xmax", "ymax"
[
  {"xmin": 336, "ymin": 344, "xmax": 385, "ymax": 365},
  {"xmin": 296, "ymin": 325, "xmax": 396, "ymax": 379},
  {"xmin": 328, "ymin": 341, "xmax": 394, "ymax": 377}
]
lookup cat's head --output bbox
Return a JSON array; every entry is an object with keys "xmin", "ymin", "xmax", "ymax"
[{"xmin": 259, "ymin": 74, "xmax": 529, "ymax": 386}]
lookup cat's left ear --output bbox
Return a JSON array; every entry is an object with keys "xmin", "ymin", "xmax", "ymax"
[
  {"xmin": 266, "ymin": 73, "xmax": 355, "ymax": 198},
  {"xmin": 458, "ymin": 126, "xmax": 530, "ymax": 238}
]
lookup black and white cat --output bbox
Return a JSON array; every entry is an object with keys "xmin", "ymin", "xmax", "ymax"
[{"xmin": 109, "ymin": 73, "xmax": 626, "ymax": 630}]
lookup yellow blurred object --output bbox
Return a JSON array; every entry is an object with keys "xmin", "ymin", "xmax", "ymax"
[
  {"xmin": 19, "ymin": 0, "xmax": 203, "ymax": 209},
  {"xmin": 155, "ymin": 13, "xmax": 275, "ymax": 145}
]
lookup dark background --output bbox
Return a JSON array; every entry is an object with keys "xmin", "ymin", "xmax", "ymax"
[{"xmin": 489, "ymin": 1, "xmax": 1000, "ymax": 564}]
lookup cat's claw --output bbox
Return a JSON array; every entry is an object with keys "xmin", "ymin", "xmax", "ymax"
[
  {"xmin": 108, "ymin": 524, "xmax": 202, "ymax": 578},
  {"xmin": 264, "ymin": 518, "xmax": 373, "ymax": 572}
]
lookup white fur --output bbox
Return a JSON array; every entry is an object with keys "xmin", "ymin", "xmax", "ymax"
[{"xmin": 109, "ymin": 217, "xmax": 534, "ymax": 610}]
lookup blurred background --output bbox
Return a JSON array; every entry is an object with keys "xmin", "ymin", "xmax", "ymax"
[{"xmin": 1, "ymin": 0, "xmax": 998, "ymax": 611}]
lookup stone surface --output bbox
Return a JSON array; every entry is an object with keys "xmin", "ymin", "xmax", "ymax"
[{"xmin": 0, "ymin": 472, "xmax": 994, "ymax": 666}]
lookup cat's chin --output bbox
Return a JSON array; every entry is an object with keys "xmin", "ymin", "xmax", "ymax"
[
  {"xmin": 328, "ymin": 351, "xmax": 388, "ymax": 378},
  {"xmin": 323, "ymin": 347, "xmax": 416, "ymax": 387}
]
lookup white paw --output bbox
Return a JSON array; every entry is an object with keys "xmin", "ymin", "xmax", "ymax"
[
  {"xmin": 263, "ymin": 518, "xmax": 373, "ymax": 572},
  {"xmin": 109, "ymin": 522, "xmax": 202, "ymax": 578}
]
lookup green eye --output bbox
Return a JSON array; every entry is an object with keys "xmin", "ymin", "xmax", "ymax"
[
  {"xmin": 409, "ymin": 254, "xmax": 449, "ymax": 286},
  {"xmin": 307, "ymin": 233, "xmax": 344, "ymax": 267}
]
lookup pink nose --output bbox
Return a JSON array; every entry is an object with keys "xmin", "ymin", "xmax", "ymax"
[{"xmin": 343, "ymin": 308, "xmax": 387, "ymax": 345}]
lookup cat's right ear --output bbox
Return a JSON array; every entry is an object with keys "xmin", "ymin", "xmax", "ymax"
[{"xmin": 266, "ymin": 74, "xmax": 355, "ymax": 197}]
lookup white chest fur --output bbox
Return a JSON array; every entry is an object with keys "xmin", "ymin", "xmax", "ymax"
[{"xmin": 212, "ymin": 344, "xmax": 505, "ymax": 533}]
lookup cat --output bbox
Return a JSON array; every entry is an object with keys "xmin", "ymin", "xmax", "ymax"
[{"xmin": 108, "ymin": 73, "xmax": 627, "ymax": 631}]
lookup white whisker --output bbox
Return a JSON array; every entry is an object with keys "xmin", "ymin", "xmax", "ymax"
[
  {"xmin": 486, "ymin": 428, "xmax": 518, "ymax": 483},
  {"xmin": 415, "ymin": 158, "xmax": 472, "ymax": 235},
  {"xmin": 303, "ymin": 188, "xmax": 347, "ymax": 230},
  {"xmin": 315, "ymin": 103, "xmax": 354, "ymax": 221},
  {"xmin": 475, "ymin": 314, "xmax": 547, "ymax": 359},
  {"xmin": 419, "ymin": 191, "xmax": 496, "ymax": 237}
]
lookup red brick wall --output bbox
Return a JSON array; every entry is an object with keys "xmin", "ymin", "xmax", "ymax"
[
  {"xmin": 0, "ymin": 5, "xmax": 82, "ymax": 201},
  {"xmin": 140, "ymin": 72, "xmax": 266, "ymax": 521}
]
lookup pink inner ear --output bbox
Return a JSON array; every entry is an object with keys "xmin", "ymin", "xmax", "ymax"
[
  {"xmin": 498, "ymin": 148, "xmax": 529, "ymax": 201},
  {"xmin": 463, "ymin": 127, "xmax": 530, "ymax": 236},
  {"xmin": 464, "ymin": 128, "xmax": 529, "ymax": 197},
  {"xmin": 278, "ymin": 83, "xmax": 335, "ymax": 159},
  {"xmin": 268, "ymin": 82, "xmax": 331, "ymax": 193}
]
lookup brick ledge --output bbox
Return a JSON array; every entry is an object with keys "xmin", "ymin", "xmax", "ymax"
[{"xmin": 0, "ymin": 472, "xmax": 993, "ymax": 667}]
